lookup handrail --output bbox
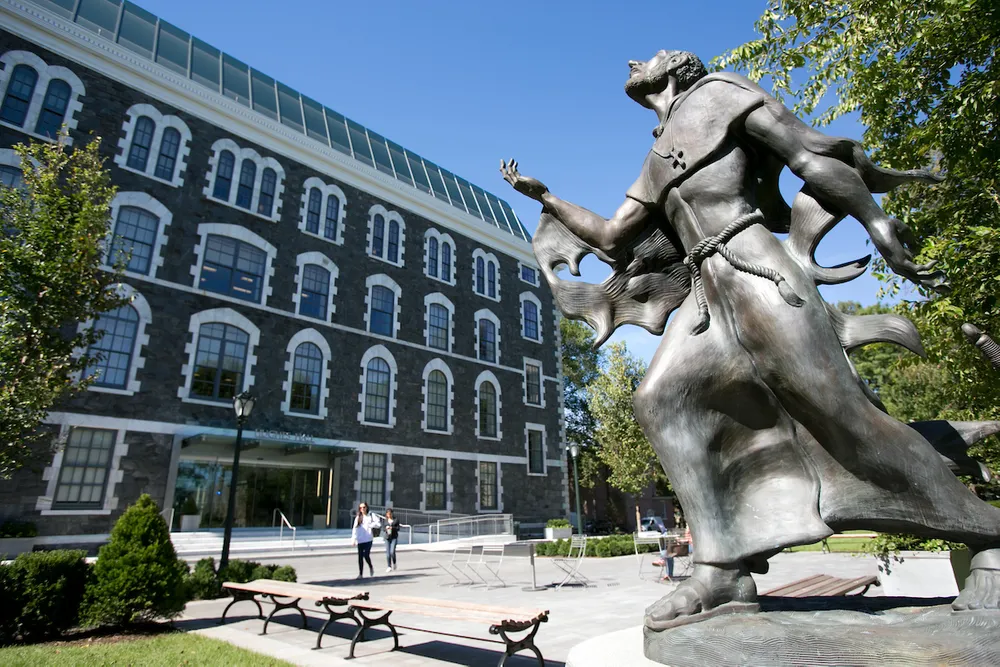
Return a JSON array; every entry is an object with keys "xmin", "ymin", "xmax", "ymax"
[
  {"xmin": 429, "ymin": 513, "xmax": 514, "ymax": 543},
  {"xmin": 161, "ymin": 507, "xmax": 175, "ymax": 532},
  {"xmin": 272, "ymin": 509, "xmax": 297, "ymax": 550}
]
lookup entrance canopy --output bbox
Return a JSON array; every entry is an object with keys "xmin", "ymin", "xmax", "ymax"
[{"xmin": 181, "ymin": 432, "xmax": 355, "ymax": 469}]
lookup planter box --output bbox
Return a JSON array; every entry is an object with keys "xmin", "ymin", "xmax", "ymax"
[
  {"xmin": 180, "ymin": 514, "xmax": 201, "ymax": 532},
  {"xmin": 876, "ymin": 551, "xmax": 958, "ymax": 597},
  {"xmin": 545, "ymin": 526, "xmax": 573, "ymax": 541},
  {"xmin": 312, "ymin": 515, "xmax": 327, "ymax": 530},
  {"xmin": 0, "ymin": 537, "xmax": 35, "ymax": 558}
]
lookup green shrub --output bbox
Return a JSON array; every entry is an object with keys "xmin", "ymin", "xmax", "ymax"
[
  {"xmin": 7, "ymin": 550, "xmax": 89, "ymax": 642},
  {"xmin": 82, "ymin": 494, "xmax": 188, "ymax": 627},
  {"xmin": 0, "ymin": 520, "xmax": 37, "ymax": 538},
  {"xmin": 218, "ymin": 559, "xmax": 258, "ymax": 584},
  {"xmin": 545, "ymin": 518, "xmax": 571, "ymax": 529},
  {"xmin": 861, "ymin": 533, "xmax": 963, "ymax": 575},
  {"xmin": 179, "ymin": 496, "xmax": 198, "ymax": 515},
  {"xmin": 272, "ymin": 566, "xmax": 296, "ymax": 582},
  {"xmin": 0, "ymin": 562, "xmax": 17, "ymax": 645},
  {"xmin": 183, "ymin": 558, "xmax": 297, "ymax": 601},
  {"xmin": 534, "ymin": 534, "xmax": 659, "ymax": 559},
  {"xmin": 184, "ymin": 557, "xmax": 222, "ymax": 601}
]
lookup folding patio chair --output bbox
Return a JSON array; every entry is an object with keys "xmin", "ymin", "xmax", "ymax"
[
  {"xmin": 552, "ymin": 535, "xmax": 591, "ymax": 589},
  {"xmin": 469, "ymin": 545, "xmax": 507, "ymax": 589},
  {"xmin": 663, "ymin": 531, "xmax": 693, "ymax": 581},
  {"xmin": 436, "ymin": 546, "xmax": 475, "ymax": 585},
  {"xmin": 634, "ymin": 530, "xmax": 666, "ymax": 580}
]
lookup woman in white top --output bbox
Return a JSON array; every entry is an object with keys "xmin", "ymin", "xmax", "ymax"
[{"xmin": 352, "ymin": 502, "xmax": 381, "ymax": 578}]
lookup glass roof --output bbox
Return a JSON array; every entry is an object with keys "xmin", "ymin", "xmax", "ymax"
[{"xmin": 28, "ymin": 0, "xmax": 531, "ymax": 242}]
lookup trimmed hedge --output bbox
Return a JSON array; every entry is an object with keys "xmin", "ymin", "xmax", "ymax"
[
  {"xmin": 184, "ymin": 557, "xmax": 296, "ymax": 601},
  {"xmin": 535, "ymin": 534, "xmax": 659, "ymax": 558},
  {"xmin": 0, "ymin": 520, "xmax": 37, "ymax": 538},
  {"xmin": 545, "ymin": 519, "xmax": 571, "ymax": 529},
  {"xmin": 0, "ymin": 550, "xmax": 89, "ymax": 644}
]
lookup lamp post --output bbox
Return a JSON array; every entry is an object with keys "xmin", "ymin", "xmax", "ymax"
[
  {"xmin": 569, "ymin": 444, "xmax": 583, "ymax": 536},
  {"xmin": 220, "ymin": 391, "xmax": 255, "ymax": 571}
]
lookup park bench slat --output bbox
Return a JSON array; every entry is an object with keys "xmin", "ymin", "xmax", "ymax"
[
  {"xmin": 222, "ymin": 579, "xmax": 366, "ymax": 602},
  {"xmin": 764, "ymin": 574, "xmax": 878, "ymax": 597},
  {"xmin": 383, "ymin": 595, "xmax": 547, "ymax": 620},
  {"xmin": 351, "ymin": 601, "xmax": 526, "ymax": 626},
  {"xmin": 808, "ymin": 575, "xmax": 878, "ymax": 597},
  {"xmin": 762, "ymin": 573, "xmax": 828, "ymax": 597}
]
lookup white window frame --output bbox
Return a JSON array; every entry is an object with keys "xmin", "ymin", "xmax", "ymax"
[
  {"xmin": 474, "ymin": 369, "xmax": 503, "ymax": 441},
  {"xmin": 354, "ymin": 451, "xmax": 393, "ymax": 508},
  {"xmin": 423, "ymin": 293, "xmax": 455, "ymax": 353},
  {"xmin": 519, "ymin": 291, "xmax": 544, "ymax": 343},
  {"xmin": 293, "ymin": 251, "xmax": 339, "ymax": 323},
  {"xmin": 280, "ymin": 328, "xmax": 332, "ymax": 421},
  {"xmin": 475, "ymin": 457, "xmax": 504, "ymax": 513},
  {"xmin": 0, "ymin": 147, "xmax": 21, "ymax": 175},
  {"xmin": 423, "ymin": 228, "xmax": 456, "ymax": 285},
  {"xmin": 79, "ymin": 283, "xmax": 153, "ymax": 397},
  {"xmin": 525, "ymin": 423, "xmax": 548, "ymax": 476},
  {"xmin": 364, "ymin": 274, "xmax": 402, "ymax": 339},
  {"xmin": 0, "ymin": 50, "xmax": 85, "ymax": 145},
  {"xmin": 190, "ymin": 223, "xmax": 277, "ymax": 306},
  {"xmin": 357, "ymin": 344, "xmax": 398, "ymax": 428},
  {"xmin": 420, "ymin": 456, "xmax": 453, "ymax": 513},
  {"xmin": 518, "ymin": 261, "xmax": 541, "ymax": 287},
  {"xmin": 177, "ymin": 308, "xmax": 261, "ymax": 407},
  {"xmin": 366, "ymin": 204, "xmax": 406, "ymax": 267},
  {"xmin": 103, "ymin": 192, "xmax": 173, "ymax": 280},
  {"xmin": 522, "ymin": 357, "xmax": 546, "ymax": 409},
  {"xmin": 474, "ymin": 308, "xmax": 502, "ymax": 365},
  {"xmin": 35, "ymin": 424, "xmax": 127, "ymax": 516},
  {"xmin": 471, "ymin": 248, "xmax": 501, "ymax": 302},
  {"xmin": 114, "ymin": 103, "xmax": 191, "ymax": 187},
  {"xmin": 421, "ymin": 358, "xmax": 455, "ymax": 435},
  {"xmin": 202, "ymin": 138, "xmax": 285, "ymax": 223},
  {"xmin": 297, "ymin": 176, "xmax": 347, "ymax": 246}
]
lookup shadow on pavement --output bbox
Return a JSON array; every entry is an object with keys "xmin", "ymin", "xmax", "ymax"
[{"xmin": 351, "ymin": 637, "xmax": 566, "ymax": 666}]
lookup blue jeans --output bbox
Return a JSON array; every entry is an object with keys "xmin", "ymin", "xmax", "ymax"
[{"xmin": 385, "ymin": 537, "xmax": 397, "ymax": 567}]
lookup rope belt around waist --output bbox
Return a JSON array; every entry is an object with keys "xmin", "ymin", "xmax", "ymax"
[{"xmin": 683, "ymin": 209, "xmax": 804, "ymax": 335}]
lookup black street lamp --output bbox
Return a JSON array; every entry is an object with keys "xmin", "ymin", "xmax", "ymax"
[
  {"xmin": 569, "ymin": 444, "xmax": 583, "ymax": 535},
  {"xmin": 220, "ymin": 390, "xmax": 255, "ymax": 571}
]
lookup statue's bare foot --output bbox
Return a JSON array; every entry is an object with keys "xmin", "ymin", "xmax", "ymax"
[
  {"xmin": 645, "ymin": 563, "xmax": 759, "ymax": 631},
  {"xmin": 953, "ymin": 549, "xmax": 1000, "ymax": 611}
]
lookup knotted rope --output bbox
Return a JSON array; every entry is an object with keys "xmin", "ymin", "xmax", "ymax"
[{"xmin": 683, "ymin": 209, "xmax": 804, "ymax": 335}]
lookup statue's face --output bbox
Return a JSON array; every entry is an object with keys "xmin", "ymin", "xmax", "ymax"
[{"xmin": 625, "ymin": 50, "xmax": 684, "ymax": 107}]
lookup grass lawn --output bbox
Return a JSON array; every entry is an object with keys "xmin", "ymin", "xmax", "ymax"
[
  {"xmin": 788, "ymin": 531, "xmax": 876, "ymax": 553},
  {"xmin": 0, "ymin": 632, "xmax": 296, "ymax": 666}
]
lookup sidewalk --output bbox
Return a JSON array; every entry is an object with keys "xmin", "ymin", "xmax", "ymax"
[{"xmin": 180, "ymin": 549, "xmax": 879, "ymax": 666}]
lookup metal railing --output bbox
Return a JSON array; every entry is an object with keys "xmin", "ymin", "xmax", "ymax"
[
  {"xmin": 365, "ymin": 506, "xmax": 469, "ymax": 527},
  {"xmin": 428, "ymin": 514, "xmax": 514, "ymax": 543},
  {"xmin": 272, "ymin": 509, "xmax": 297, "ymax": 550}
]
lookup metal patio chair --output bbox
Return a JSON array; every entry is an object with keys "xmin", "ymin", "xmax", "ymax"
[
  {"xmin": 469, "ymin": 544, "xmax": 507, "ymax": 589},
  {"xmin": 437, "ymin": 545, "xmax": 475, "ymax": 585},
  {"xmin": 552, "ymin": 535, "xmax": 591, "ymax": 589}
]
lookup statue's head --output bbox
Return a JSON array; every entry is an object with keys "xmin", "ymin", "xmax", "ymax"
[{"xmin": 625, "ymin": 50, "xmax": 707, "ymax": 107}]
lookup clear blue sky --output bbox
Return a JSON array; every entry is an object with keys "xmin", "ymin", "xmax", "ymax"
[{"xmin": 137, "ymin": 0, "xmax": 891, "ymax": 363}]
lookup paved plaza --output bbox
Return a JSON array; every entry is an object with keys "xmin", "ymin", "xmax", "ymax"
[{"xmin": 179, "ymin": 547, "xmax": 880, "ymax": 666}]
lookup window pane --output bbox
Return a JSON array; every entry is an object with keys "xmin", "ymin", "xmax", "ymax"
[
  {"xmin": 33, "ymin": 0, "xmax": 76, "ymax": 18},
  {"xmin": 126, "ymin": 115, "xmax": 155, "ymax": 171},
  {"xmin": 235, "ymin": 159, "xmax": 256, "ymax": 209},
  {"xmin": 305, "ymin": 188, "xmax": 321, "ymax": 234},
  {"xmin": 488, "ymin": 261, "xmax": 497, "ymax": 299},
  {"xmin": 86, "ymin": 305, "xmax": 139, "ymax": 388},
  {"xmin": 479, "ymin": 461, "xmax": 497, "ymax": 510},
  {"xmin": 364, "ymin": 359, "xmax": 391, "ymax": 424},
  {"xmin": 387, "ymin": 221, "xmax": 399, "ymax": 263},
  {"xmin": 118, "ymin": 2, "xmax": 156, "ymax": 58},
  {"xmin": 524, "ymin": 301, "xmax": 539, "ymax": 340},
  {"xmin": 200, "ymin": 235, "xmax": 266, "ymax": 303},
  {"xmin": 346, "ymin": 120, "xmax": 373, "ymax": 167},
  {"xmin": 0, "ymin": 165, "xmax": 23, "ymax": 188},
  {"xmin": 75, "ymin": 0, "xmax": 121, "ymax": 37},
  {"xmin": 427, "ymin": 237, "xmax": 438, "ymax": 278},
  {"xmin": 439, "ymin": 168, "xmax": 466, "ymax": 212},
  {"xmin": 387, "ymin": 141, "xmax": 412, "ymax": 186},
  {"xmin": 324, "ymin": 195, "xmax": 339, "ymax": 240},
  {"xmin": 369, "ymin": 285, "xmax": 394, "ymax": 336},
  {"xmin": 441, "ymin": 243, "xmax": 452, "ymax": 280},
  {"xmin": 109, "ymin": 205, "xmax": 159, "ymax": 274},
  {"xmin": 190, "ymin": 38, "xmax": 220, "ymax": 91},
  {"xmin": 250, "ymin": 69, "xmax": 277, "ymax": 120},
  {"xmin": 192, "ymin": 322, "xmax": 248, "ymax": 400},
  {"xmin": 456, "ymin": 177, "xmax": 482, "ymax": 219},
  {"xmin": 371, "ymin": 214, "xmax": 384, "ymax": 258},
  {"xmin": 154, "ymin": 127, "xmax": 180, "ymax": 180},
  {"xmin": 325, "ymin": 108, "xmax": 353, "ymax": 156},
  {"xmin": 277, "ymin": 83, "xmax": 303, "ymax": 132},
  {"xmin": 425, "ymin": 457, "xmax": 446, "ymax": 509},
  {"xmin": 479, "ymin": 382, "xmax": 497, "ymax": 437},
  {"xmin": 428, "ymin": 304, "xmax": 449, "ymax": 351},
  {"xmin": 478, "ymin": 319, "xmax": 496, "ymax": 363},
  {"xmin": 155, "ymin": 21, "xmax": 190, "ymax": 75},
  {"xmin": 35, "ymin": 80, "xmax": 72, "ymax": 139},
  {"xmin": 302, "ymin": 96, "xmax": 328, "ymax": 143},
  {"xmin": 472, "ymin": 185, "xmax": 497, "ymax": 225},
  {"xmin": 0, "ymin": 65, "xmax": 38, "ymax": 127},
  {"xmin": 222, "ymin": 54, "xmax": 250, "ymax": 107},
  {"xmin": 360, "ymin": 452, "xmax": 386, "ymax": 506},
  {"xmin": 526, "ymin": 364, "xmax": 541, "ymax": 405},
  {"xmin": 54, "ymin": 427, "xmax": 115, "ymax": 509},
  {"xmin": 426, "ymin": 372, "xmax": 448, "ymax": 432},
  {"xmin": 423, "ymin": 161, "xmax": 451, "ymax": 203},
  {"xmin": 290, "ymin": 342, "xmax": 323, "ymax": 414},
  {"xmin": 521, "ymin": 265, "xmax": 537, "ymax": 285},
  {"xmin": 257, "ymin": 167, "xmax": 276, "ymax": 217},
  {"xmin": 528, "ymin": 430, "xmax": 545, "ymax": 473},
  {"xmin": 213, "ymin": 150, "xmax": 235, "ymax": 200},
  {"xmin": 487, "ymin": 192, "xmax": 514, "ymax": 234},
  {"xmin": 406, "ymin": 152, "xmax": 431, "ymax": 193},
  {"xmin": 368, "ymin": 132, "xmax": 394, "ymax": 175},
  {"xmin": 299, "ymin": 264, "xmax": 330, "ymax": 320},
  {"xmin": 475, "ymin": 257, "xmax": 485, "ymax": 294},
  {"xmin": 499, "ymin": 199, "xmax": 528, "ymax": 241}
]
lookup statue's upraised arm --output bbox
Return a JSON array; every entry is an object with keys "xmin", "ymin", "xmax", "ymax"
[{"xmin": 500, "ymin": 159, "xmax": 649, "ymax": 258}]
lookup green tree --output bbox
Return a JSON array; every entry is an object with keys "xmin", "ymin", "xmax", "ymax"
[
  {"xmin": 560, "ymin": 318, "xmax": 604, "ymax": 487},
  {"xmin": 719, "ymin": 0, "xmax": 1000, "ymax": 469},
  {"xmin": 0, "ymin": 138, "xmax": 124, "ymax": 476},
  {"xmin": 588, "ymin": 341, "xmax": 658, "ymax": 526}
]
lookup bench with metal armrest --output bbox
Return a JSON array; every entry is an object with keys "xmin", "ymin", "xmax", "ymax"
[{"xmin": 763, "ymin": 573, "xmax": 880, "ymax": 598}]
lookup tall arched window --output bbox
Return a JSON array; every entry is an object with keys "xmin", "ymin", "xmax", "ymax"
[
  {"xmin": 290, "ymin": 342, "xmax": 323, "ymax": 415},
  {"xmin": 86, "ymin": 304, "xmax": 139, "ymax": 389},
  {"xmin": 478, "ymin": 318, "xmax": 497, "ymax": 363},
  {"xmin": 257, "ymin": 167, "xmax": 277, "ymax": 217},
  {"xmin": 487, "ymin": 261, "xmax": 497, "ymax": 299},
  {"xmin": 235, "ymin": 159, "xmax": 257, "ymax": 209},
  {"xmin": 479, "ymin": 381, "xmax": 498, "ymax": 438},
  {"xmin": 305, "ymin": 188, "xmax": 322, "ymax": 234},
  {"xmin": 126, "ymin": 116, "xmax": 155, "ymax": 171},
  {"xmin": 387, "ymin": 220, "xmax": 400, "ymax": 263},
  {"xmin": 108, "ymin": 206, "xmax": 160, "ymax": 275},
  {"xmin": 369, "ymin": 285, "xmax": 395, "ymax": 336},
  {"xmin": 475, "ymin": 256, "xmax": 485, "ymax": 294},
  {"xmin": 441, "ymin": 243, "xmax": 452, "ymax": 280},
  {"xmin": 364, "ymin": 358, "xmax": 391, "ymax": 424},
  {"xmin": 299, "ymin": 264, "xmax": 331, "ymax": 320},
  {"xmin": 34, "ymin": 79, "xmax": 71, "ymax": 138},
  {"xmin": 523, "ymin": 300, "xmax": 539, "ymax": 340},
  {"xmin": 190, "ymin": 323, "xmax": 249, "ymax": 401},
  {"xmin": 198, "ymin": 235, "xmax": 267, "ymax": 303},
  {"xmin": 426, "ymin": 370, "xmax": 449, "ymax": 432},
  {"xmin": 154, "ymin": 127, "xmax": 181, "ymax": 181},
  {"xmin": 427, "ymin": 237, "xmax": 439, "ymax": 278},
  {"xmin": 427, "ymin": 303, "xmax": 449, "ymax": 351},
  {"xmin": 372, "ymin": 214, "xmax": 385, "ymax": 258},
  {"xmin": 0, "ymin": 65, "xmax": 38, "ymax": 127},
  {"xmin": 213, "ymin": 150, "xmax": 235, "ymax": 200},
  {"xmin": 324, "ymin": 194, "xmax": 340, "ymax": 240}
]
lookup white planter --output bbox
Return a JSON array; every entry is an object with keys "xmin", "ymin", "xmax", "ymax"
[
  {"xmin": 0, "ymin": 537, "xmax": 35, "ymax": 558},
  {"xmin": 312, "ymin": 515, "xmax": 327, "ymax": 530},
  {"xmin": 876, "ymin": 551, "xmax": 959, "ymax": 597},
  {"xmin": 180, "ymin": 514, "xmax": 201, "ymax": 532},
  {"xmin": 545, "ymin": 526, "xmax": 572, "ymax": 541}
]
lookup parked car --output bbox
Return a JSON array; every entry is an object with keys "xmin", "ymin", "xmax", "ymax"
[{"xmin": 640, "ymin": 516, "xmax": 669, "ymax": 533}]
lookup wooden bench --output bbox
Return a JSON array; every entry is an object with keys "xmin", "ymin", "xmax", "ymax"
[
  {"xmin": 763, "ymin": 573, "xmax": 879, "ymax": 597},
  {"xmin": 221, "ymin": 579, "xmax": 368, "ymax": 649},
  {"xmin": 347, "ymin": 595, "xmax": 549, "ymax": 666}
]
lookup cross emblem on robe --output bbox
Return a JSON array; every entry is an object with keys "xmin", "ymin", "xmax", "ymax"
[{"xmin": 665, "ymin": 149, "xmax": 686, "ymax": 170}]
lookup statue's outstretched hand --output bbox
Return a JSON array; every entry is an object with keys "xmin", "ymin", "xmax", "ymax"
[
  {"xmin": 869, "ymin": 217, "xmax": 950, "ymax": 294},
  {"xmin": 500, "ymin": 159, "xmax": 548, "ymax": 202}
]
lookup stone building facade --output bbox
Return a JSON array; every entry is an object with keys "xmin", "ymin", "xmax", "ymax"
[{"xmin": 0, "ymin": 0, "xmax": 567, "ymax": 540}]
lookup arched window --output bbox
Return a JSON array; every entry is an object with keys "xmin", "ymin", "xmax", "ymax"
[
  {"xmin": 86, "ymin": 304, "xmax": 139, "ymax": 389},
  {"xmin": 475, "ymin": 257, "xmax": 485, "ymax": 295},
  {"xmin": 305, "ymin": 188, "xmax": 322, "ymax": 234},
  {"xmin": 190, "ymin": 322, "xmax": 249, "ymax": 401},
  {"xmin": 0, "ymin": 65, "xmax": 38, "ymax": 127},
  {"xmin": 387, "ymin": 220, "xmax": 400, "ymax": 263},
  {"xmin": 235, "ymin": 159, "xmax": 257, "ymax": 209},
  {"xmin": 299, "ymin": 264, "xmax": 331, "ymax": 320},
  {"xmin": 108, "ymin": 206, "xmax": 160, "ymax": 275},
  {"xmin": 199, "ymin": 235, "xmax": 267, "ymax": 303},
  {"xmin": 427, "ymin": 237, "xmax": 439, "ymax": 278},
  {"xmin": 154, "ymin": 127, "xmax": 181, "ymax": 181},
  {"xmin": 290, "ymin": 342, "xmax": 323, "ymax": 415},
  {"xmin": 441, "ymin": 243, "xmax": 452, "ymax": 280},
  {"xmin": 426, "ymin": 370, "xmax": 449, "ymax": 432},
  {"xmin": 372, "ymin": 214, "xmax": 385, "ymax": 258},
  {"xmin": 0, "ymin": 165, "xmax": 22, "ymax": 188},
  {"xmin": 427, "ymin": 303, "xmax": 449, "ymax": 351},
  {"xmin": 213, "ymin": 150, "xmax": 235, "ymax": 200},
  {"xmin": 487, "ymin": 261, "xmax": 497, "ymax": 299},
  {"xmin": 324, "ymin": 194, "xmax": 339, "ymax": 240},
  {"xmin": 479, "ymin": 381, "xmax": 498, "ymax": 438},
  {"xmin": 364, "ymin": 358, "xmax": 391, "ymax": 424},
  {"xmin": 478, "ymin": 318, "xmax": 497, "ymax": 363},
  {"xmin": 257, "ymin": 167, "xmax": 277, "ymax": 217},
  {"xmin": 126, "ymin": 116, "xmax": 155, "ymax": 171},
  {"xmin": 370, "ymin": 285, "xmax": 395, "ymax": 336},
  {"xmin": 34, "ymin": 79, "xmax": 71, "ymax": 138},
  {"xmin": 523, "ymin": 300, "xmax": 539, "ymax": 340}
]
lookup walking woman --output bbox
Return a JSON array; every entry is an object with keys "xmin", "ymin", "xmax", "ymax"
[
  {"xmin": 383, "ymin": 508, "xmax": 401, "ymax": 572},
  {"xmin": 352, "ymin": 502, "xmax": 381, "ymax": 579}
]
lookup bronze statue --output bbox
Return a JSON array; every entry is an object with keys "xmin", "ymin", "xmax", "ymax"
[{"xmin": 502, "ymin": 50, "xmax": 1000, "ymax": 633}]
